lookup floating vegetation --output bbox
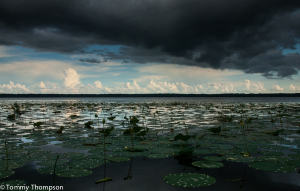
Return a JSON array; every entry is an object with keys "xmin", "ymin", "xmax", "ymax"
[
  {"xmin": 33, "ymin": 122, "xmax": 43, "ymax": 127},
  {"xmin": 163, "ymin": 173, "xmax": 216, "ymax": 187},
  {"xmin": 248, "ymin": 162, "xmax": 297, "ymax": 173},
  {"xmin": 107, "ymin": 116, "xmax": 116, "ymax": 121},
  {"xmin": 0, "ymin": 170, "xmax": 15, "ymax": 179},
  {"xmin": 68, "ymin": 159, "xmax": 107, "ymax": 169},
  {"xmin": 37, "ymin": 165, "xmax": 69, "ymax": 174},
  {"xmin": 147, "ymin": 153, "xmax": 170, "ymax": 159},
  {"xmin": 36, "ymin": 159, "xmax": 69, "ymax": 167},
  {"xmin": 288, "ymin": 153, "xmax": 300, "ymax": 160},
  {"xmin": 221, "ymin": 155, "xmax": 259, "ymax": 163},
  {"xmin": 192, "ymin": 161, "xmax": 224, "ymax": 168},
  {"xmin": 0, "ymin": 99, "xmax": 300, "ymax": 189},
  {"xmin": 56, "ymin": 169, "xmax": 93, "ymax": 178},
  {"xmin": 7, "ymin": 114, "xmax": 15, "ymax": 120},
  {"xmin": 107, "ymin": 157, "xmax": 130, "ymax": 162},
  {"xmin": 287, "ymin": 160, "xmax": 300, "ymax": 167},
  {"xmin": 0, "ymin": 180, "xmax": 27, "ymax": 186},
  {"xmin": 95, "ymin": 177, "xmax": 112, "ymax": 184},
  {"xmin": 202, "ymin": 156, "xmax": 222, "ymax": 161},
  {"xmin": 84, "ymin": 121, "xmax": 93, "ymax": 129},
  {"xmin": 56, "ymin": 126, "xmax": 64, "ymax": 133}
]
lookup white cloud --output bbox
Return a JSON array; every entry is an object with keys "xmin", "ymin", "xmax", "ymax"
[
  {"xmin": 243, "ymin": 79, "xmax": 266, "ymax": 92},
  {"xmin": 229, "ymin": 84, "xmax": 234, "ymax": 92},
  {"xmin": 270, "ymin": 85, "xmax": 284, "ymax": 91},
  {"xmin": 114, "ymin": 80, "xmax": 150, "ymax": 93},
  {"xmin": 197, "ymin": 84, "xmax": 203, "ymax": 90},
  {"xmin": 0, "ymin": 71, "xmax": 293, "ymax": 94},
  {"xmin": 147, "ymin": 79, "xmax": 179, "ymax": 93},
  {"xmin": 38, "ymin": 81, "xmax": 46, "ymax": 89},
  {"xmin": 289, "ymin": 84, "xmax": 296, "ymax": 91},
  {"xmin": 94, "ymin": 81, "xmax": 103, "ymax": 89},
  {"xmin": 252, "ymin": 82, "xmax": 266, "ymax": 92},
  {"xmin": 206, "ymin": 83, "xmax": 235, "ymax": 93},
  {"xmin": 0, "ymin": 81, "xmax": 31, "ymax": 93},
  {"xmin": 244, "ymin": 79, "xmax": 250, "ymax": 91},
  {"xmin": 63, "ymin": 68, "xmax": 81, "ymax": 89},
  {"xmin": 176, "ymin": 82, "xmax": 199, "ymax": 93},
  {"xmin": 103, "ymin": 87, "xmax": 113, "ymax": 93}
]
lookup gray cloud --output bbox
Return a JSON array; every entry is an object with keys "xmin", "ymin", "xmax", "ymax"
[
  {"xmin": 0, "ymin": 0, "xmax": 300, "ymax": 78},
  {"xmin": 79, "ymin": 58, "xmax": 101, "ymax": 63}
]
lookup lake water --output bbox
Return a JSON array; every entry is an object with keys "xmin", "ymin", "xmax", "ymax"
[
  {"xmin": 0, "ymin": 97, "xmax": 300, "ymax": 191},
  {"xmin": 1, "ymin": 96, "xmax": 300, "ymax": 103}
]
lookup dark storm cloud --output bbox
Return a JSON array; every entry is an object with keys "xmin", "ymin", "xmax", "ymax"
[
  {"xmin": 79, "ymin": 58, "xmax": 101, "ymax": 63},
  {"xmin": 1, "ymin": 0, "xmax": 300, "ymax": 78}
]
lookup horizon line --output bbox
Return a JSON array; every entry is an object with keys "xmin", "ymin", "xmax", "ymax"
[{"xmin": 0, "ymin": 93, "xmax": 299, "ymax": 98}]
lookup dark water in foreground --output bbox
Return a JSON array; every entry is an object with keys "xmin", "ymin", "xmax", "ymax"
[{"xmin": 10, "ymin": 154, "xmax": 300, "ymax": 191}]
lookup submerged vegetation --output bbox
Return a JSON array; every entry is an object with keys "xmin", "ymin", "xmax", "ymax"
[{"xmin": 0, "ymin": 100, "xmax": 300, "ymax": 189}]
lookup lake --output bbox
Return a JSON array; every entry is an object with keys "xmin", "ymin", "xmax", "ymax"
[{"xmin": 0, "ymin": 97, "xmax": 300, "ymax": 191}]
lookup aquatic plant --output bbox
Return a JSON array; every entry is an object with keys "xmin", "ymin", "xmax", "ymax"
[
  {"xmin": 107, "ymin": 116, "xmax": 116, "ymax": 121},
  {"xmin": 163, "ymin": 173, "xmax": 216, "ymax": 187},
  {"xmin": 174, "ymin": 146, "xmax": 195, "ymax": 157},
  {"xmin": 52, "ymin": 155, "xmax": 59, "ymax": 186},
  {"xmin": 136, "ymin": 128, "xmax": 149, "ymax": 139},
  {"xmin": 95, "ymin": 177, "xmax": 112, "ymax": 184},
  {"xmin": 69, "ymin": 114, "xmax": 80, "ymax": 119},
  {"xmin": 84, "ymin": 121, "xmax": 93, "ymax": 129},
  {"xmin": 130, "ymin": 116, "xmax": 139, "ymax": 124},
  {"xmin": 208, "ymin": 126, "xmax": 221, "ymax": 134},
  {"xmin": 7, "ymin": 114, "xmax": 15, "ymax": 120},
  {"xmin": 192, "ymin": 161, "xmax": 224, "ymax": 168},
  {"xmin": 245, "ymin": 117, "xmax": 253, "ymax": 130},
  {"xmin": 272, "ymin": 129, "xmax": 284, "ymax": 137},
  {"xmin": 56, "ymin": 126, "xmax": 64, "ymax": 133},
  {"xmin": 174, "ymin": 134, "xmax": 191, "ymax": 148},
  {"xmin": 183, "ymin": 122, "xmax": 189, "ymax": 135},
  {"xmin": 33, "ymin": 121, "xmax": 43, "ymax": 127},
  {"xmin": 239, "ymin": 120, "xmax": 249, "ymax": 156}
]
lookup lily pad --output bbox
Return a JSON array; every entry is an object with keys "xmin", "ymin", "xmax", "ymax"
[
  {"xmin": 287, "ymin": 160, "xmax": 300, "ymax": 167},
  {"xmin": 248, "ymin": 161, "xmax": 297, "ymax": 173},
  {"xmin": 194, "ymin": 149, "xmax": 214, "ymax": 155},
  {"xmin": 202, "ymin": 156, "xmax": 222, "ymax": 161},
  {"xmin": 288, "ymin": 153, "xmax": 300, "ymax": 160},
  {"xmin": 0, "ymin": 180, "xmax": 27, "ymax": 187},
  {"xmin": 0, "ymin": 161, "xmax": 24, "ymax": 170},
  {"xmin": 37, "ymin": 165, "xmax": 69, "ymax": 174},
  {"xmin": 259, "ymin": 156, "xmax": 289, "ymax": 162},
  {"xmin": 221, "ymin": 155, "xmax": 260, "ymax": 163},
  {"xmin": 107, "ymin": 157, "xmax": 130, "ymax": 162},
  {"xmin": 163, "ymin": 173, "xmax": 216, "ymax": 187},
  {"xmin": 147, "ymin": 154, "xmax": 170, "ymax": 159},
  {"xmin": 192, "ymin": 161, "xmax": 224, "ymax": 168},
  {"xmin": 68, "ymin": 159, "xmax": 107, "ymax": 169},
  {"xmin": 37, "ymin": 159, "xmax": 69, "ymax": 167},
  {"xmin": 259, "ymin": 151, "xmax": 284, "ymax": 156},
  {"xmin": 56, "ymin": 168, "xmax": 93, "ymax": 178},
  {"xmin": 0, "ymin": 170, "xmax": 15, "ymax": 179}
]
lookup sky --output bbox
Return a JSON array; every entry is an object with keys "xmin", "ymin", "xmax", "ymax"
[{"xmin": 0, "ymin": 0, "xmax": 300, "ymax": 94}]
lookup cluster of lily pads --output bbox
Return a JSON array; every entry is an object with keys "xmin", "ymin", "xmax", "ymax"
[{"xmin": 0, "ymin": 100, "xmax": 300, "ymax": 188}]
